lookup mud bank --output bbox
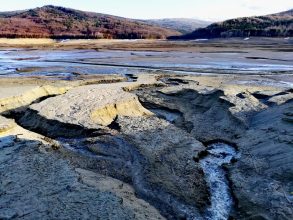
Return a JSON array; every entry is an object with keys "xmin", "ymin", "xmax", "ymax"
[{"xmin": 0, "ymin": 71, "xmax": 292, "ymax": 220}]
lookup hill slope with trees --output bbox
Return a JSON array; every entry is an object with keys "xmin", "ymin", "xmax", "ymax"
[
  {"xmin": 0, "ymin": 5, "xmax": 180, "ymax": 39},
  {"xmin": 169, "ymin": 9, "xmax": 293, "ymax": 39}
]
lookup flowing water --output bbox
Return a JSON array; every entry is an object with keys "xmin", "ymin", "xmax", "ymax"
[
  {"xmin": 200, "ymin": 143, "xmax": 239, "ymax": 220},
  {"xmin": 58, "ymin": 138, "xmax": 241, "ymax": 220},
  {"xmin": 0, "ymin": 49, "xmax": 292, "ymax": 83}
]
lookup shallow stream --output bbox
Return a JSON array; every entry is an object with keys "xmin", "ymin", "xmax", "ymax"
[{"xmin": 200, "ymin": 143, "xmax": 239, "ymax": 220}]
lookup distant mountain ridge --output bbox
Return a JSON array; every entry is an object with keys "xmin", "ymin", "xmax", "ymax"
[
  {"xmin": 141, "ymin": 18, "xmax": 211, "ymax": 34},
  {"xmin": 0, "ymin": 5, "xmax": 180, "ymax": 39},
  {"xmin": 170, "ymin": 9, "xmax": 293, "ymax": 39},
  {"xmin": 273, "ymin": 9, "xmax": 293, "ymax": 16}
]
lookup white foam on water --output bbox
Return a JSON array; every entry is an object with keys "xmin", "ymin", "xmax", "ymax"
[{"xmin": 200, "ymin": 143, "xmax": 239, "ymax": 220}]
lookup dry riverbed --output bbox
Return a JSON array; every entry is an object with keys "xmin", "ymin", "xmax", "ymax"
[{"xmin": 0, "ymin": 39, "xmax": 292, "ymax": 220}]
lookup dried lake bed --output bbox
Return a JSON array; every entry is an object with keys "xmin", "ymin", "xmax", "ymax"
[{"xmin": 0, "ymin": 39, "xmax": 292, "ymax": 220}]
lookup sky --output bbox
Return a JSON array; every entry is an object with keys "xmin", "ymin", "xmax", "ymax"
[{"xmin": 0, "ymin": 0, "xmax": 292, "ymax": 21}]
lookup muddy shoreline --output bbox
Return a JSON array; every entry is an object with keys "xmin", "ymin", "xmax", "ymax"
[{"xmin": 0, "ymin": 40, "xmax": 292, "ymax": 219}]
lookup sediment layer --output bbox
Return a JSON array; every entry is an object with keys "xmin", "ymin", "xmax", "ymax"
[{"xmin": 0, "ymin": 73, "xmax": 292, "ymax": 220}]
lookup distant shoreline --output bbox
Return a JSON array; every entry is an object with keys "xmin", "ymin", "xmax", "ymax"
[
  {"xmin": 0, "ymin": 38, "xmax": 160, "ymax": 47},
  {"xmin": 0, "ymin": 37, "xmax": 291, "ymax": 50}
]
